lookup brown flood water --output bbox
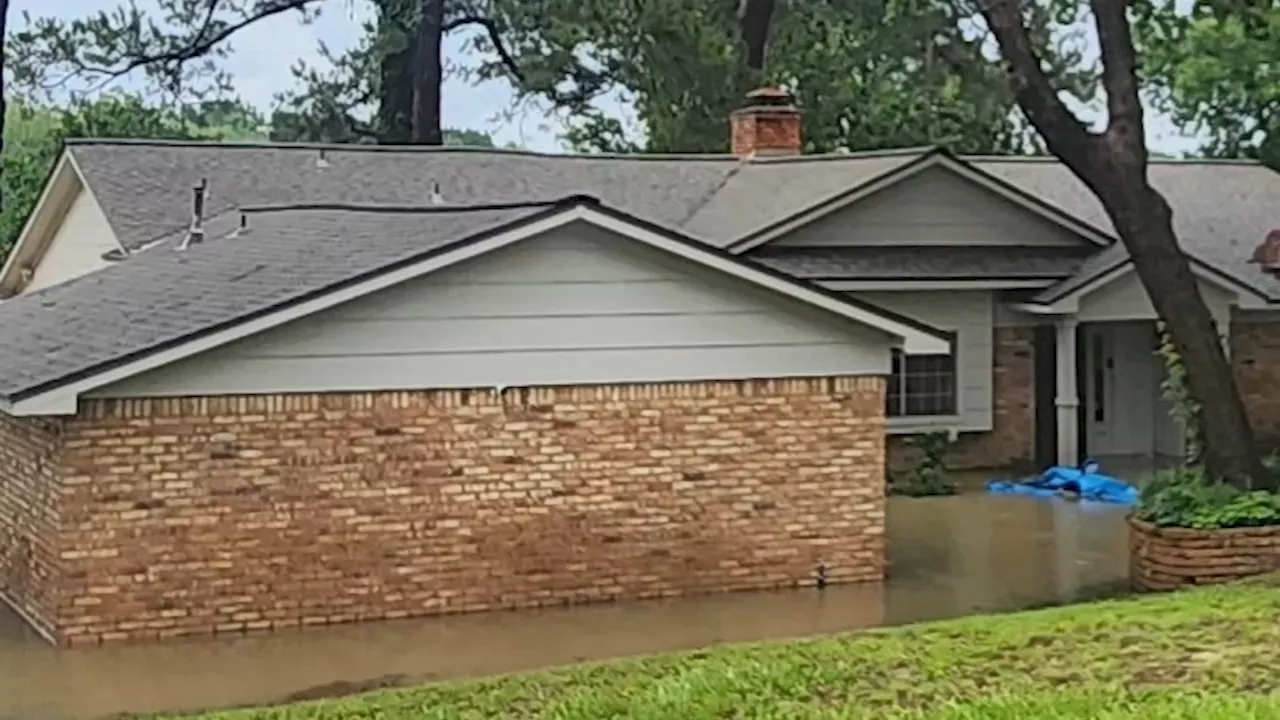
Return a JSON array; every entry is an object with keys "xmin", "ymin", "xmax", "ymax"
[{"xmin": 0, "ymin": 494, "xmax": 1132, "ymax": 720}]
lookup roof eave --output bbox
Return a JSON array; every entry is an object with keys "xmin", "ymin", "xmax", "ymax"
[{"xmin": 1027, "ymin": 255, "xmax": 1276, "ymax": 313}]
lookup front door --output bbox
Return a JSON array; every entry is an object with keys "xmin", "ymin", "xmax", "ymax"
[{"xmin": 1083, "ymin": 322, "xmax": 1158, "ymax": 458}]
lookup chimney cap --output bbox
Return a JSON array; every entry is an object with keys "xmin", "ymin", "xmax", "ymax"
[{"xmin": 743, "ymin": 85, "xmax": 794, "ymax": 106}]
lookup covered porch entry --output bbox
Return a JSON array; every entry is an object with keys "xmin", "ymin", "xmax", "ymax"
[
  {"xmin": 1033, "ymin": 320, "xmax": 1184, "ymax": 469},
  {"xmin": 1026, "ymin": 263, "xmax": 1242, "ymax": 470},
  {"xmin": 1078, "ymin": 321, "xmax": 1183, "ymax": 461}
]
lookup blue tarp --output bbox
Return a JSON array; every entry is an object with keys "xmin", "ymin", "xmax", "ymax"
[{"xmin": 987, "ymin": 461, "xmax": 1140, "ymax": 506}]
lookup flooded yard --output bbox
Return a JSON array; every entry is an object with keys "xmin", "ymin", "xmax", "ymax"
[{"xmin": 0, "ymin": 493, "xmax": 1131, "ymax": 720}]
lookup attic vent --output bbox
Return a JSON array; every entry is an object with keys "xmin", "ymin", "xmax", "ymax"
[
  {"xmin": 1250, "ymin": 229, "xmax": 1280, "ymax": 273},
  {"xmin": 429, "ymin": 182, "xmax": 445, "ymax": 206}
]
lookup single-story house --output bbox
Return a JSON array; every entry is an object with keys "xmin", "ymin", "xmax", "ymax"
[{"xmin": 1, "ymin": 87, "xmax": 1278, "ymax": 645}]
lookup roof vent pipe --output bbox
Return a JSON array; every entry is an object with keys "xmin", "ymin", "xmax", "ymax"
[
  {"xmin": 229, "ymin": 211, "xmax": 250, "ymax": 239},
  {"xmin": 178, "ymin": 178, "xmax": 209, "ymax": 251}
]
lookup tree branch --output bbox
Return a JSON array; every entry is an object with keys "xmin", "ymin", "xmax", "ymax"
[
  {"xmin": 443, "ymin": 14, "xmax": 525, "ymax": 83},
  {"xmin": 979, "ymin": 0, "xmax": 1100, "ymax": 175},
  {"xmin": 78, "ymin": 0, "xmax": 323, "ymax": 84},
  {"xmin": 1090, "ymin": 0, "xmax": 1145, "ymax": 154}
]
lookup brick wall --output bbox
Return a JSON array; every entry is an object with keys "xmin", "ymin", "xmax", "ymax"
[
  {"xmin": 47, "ymin": 376, "xmax": 885, "ymax": 645},
  {"xmin": 1233, "ymin": 318, "xmax": 1280, "ymax": 450},
  {"xmin": 0, "ymin": 412, "xmax": 64, "ymax": 640},
  {"xmin": 888, "ymin": 327, "xmax": 1035, "ymax": 473}
]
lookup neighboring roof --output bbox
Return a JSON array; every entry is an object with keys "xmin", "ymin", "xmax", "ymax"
[
  {"xmin": 0, "ymin": 196, "xmax": 951, "ymax": 412},
  {"xmin": 750, "ymin": 246, "xmax": 1090, "ymax": 280}
]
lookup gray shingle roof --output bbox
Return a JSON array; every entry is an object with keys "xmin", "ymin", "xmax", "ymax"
[
  {"xmin": 69, "ymin": 140, "xmax": 740, "ymax": 249},
  {"xmin": 67, "ymin": 141, "xmax": 1280, "ymax": 300},
  {"xmin": 750, "ymin": 246, "xmax": 1090, "ymax": 280},
  {"xmin": 0, "ymin": 200, "xmax": 562, "ymax": 400}
]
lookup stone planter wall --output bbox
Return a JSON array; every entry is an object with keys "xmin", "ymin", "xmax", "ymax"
[{"xmin": 1130, "ymin": 516, "xmax": 1280, "ymax": 591}]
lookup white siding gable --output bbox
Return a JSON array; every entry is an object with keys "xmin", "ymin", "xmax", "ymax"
[
  {"xmin": 94, "ymin": 223, "xmax": 895, "ymax": 398},
  {"xmin": 23, "ymin": 188, "xmax": 119, "ymax": 294},
  {"xmin": 1077, "ymin": 268, "xmax": 1235, "ymax": 329},
  {"xmin": 774, "ymin": 166, "xmax": 1091, "ymax": 248}
]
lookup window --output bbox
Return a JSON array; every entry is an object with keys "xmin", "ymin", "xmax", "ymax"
[{"xmin": 886, "ymin": 349, "xmax": 957, "ymax": 417}]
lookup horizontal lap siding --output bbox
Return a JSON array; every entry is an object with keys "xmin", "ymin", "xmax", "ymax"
[{"xmin": 92, "ymin": 224, "xmax": 892, "ymax": 399}]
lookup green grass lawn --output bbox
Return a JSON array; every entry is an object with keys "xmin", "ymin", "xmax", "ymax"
[{"xmin": 166, "ymin": 576, "xmax": 1280, "ymax": 720}]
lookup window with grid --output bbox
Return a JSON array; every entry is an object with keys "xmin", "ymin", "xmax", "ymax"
[{"xmin": 886, "ymin": 349, "xmax": 957, "ymax": 417}]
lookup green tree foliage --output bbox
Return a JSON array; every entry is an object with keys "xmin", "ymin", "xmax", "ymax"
[
  {"xmin": 9, "ymin": 0, "xmax": 1095, "ymax": 155},
  {"xmin": 478, "ymin": 0, "xmax": 1096, "ymax": 153},
  {"xmin": 7, "ymin": 0, "xmax": 517, "ymax": 146},
  {"xmin": 1135, "ymin": 1, "xmax": 1280, "ymax": 168},
  {"xmin": 0, "ymin": 94, "xmax": 267, "ymax": 263}
]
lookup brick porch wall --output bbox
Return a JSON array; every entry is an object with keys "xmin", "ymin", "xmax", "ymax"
[
  {"xmin": 0, "ymin": 412, "xmax": 64, "ymax": 640},
  {"xmin": 888, "ymin": 327, "xmax": 1035, "ymax": 473},
  {"xmin": 1232, "ymin": 318, "xmax": 1280, "ymax": 451},
  {"xmin": 43, "ymin": 376, "xmax": 885, "ymax": 645}
]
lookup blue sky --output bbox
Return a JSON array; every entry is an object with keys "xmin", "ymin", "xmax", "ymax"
[{"xmin": 12, "ymin": 0, "xmax": 1199, "ymax": 154}]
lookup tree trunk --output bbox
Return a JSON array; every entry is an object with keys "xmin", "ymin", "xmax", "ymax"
[
  {"xmin": 1, "ymin": 0, "xmax": 9, "ymax": 215},
  {"xmin": 1103, "ymin": 174, "xmax": 1270, "ymax": 490},
  {"xmin": 411, "ymin": 0, "xmax": 445, "ymax": 145},
  {"xmin": 375, "ymin": 0, "xmax": 415, "ymax": 144},
  {"xmin": 980, "ymin": 0, "xmax": 1272, "ymax": 491}
]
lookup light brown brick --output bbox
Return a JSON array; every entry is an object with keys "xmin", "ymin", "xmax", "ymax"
[{"xmin": 3, "ymin": 376, "xmax": 887, "ymax": 645}]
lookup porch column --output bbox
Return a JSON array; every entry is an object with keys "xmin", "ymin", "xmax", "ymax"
[{"xmin": 1054, "ymin": 316, "xmax": 1080, "ymax": 467}]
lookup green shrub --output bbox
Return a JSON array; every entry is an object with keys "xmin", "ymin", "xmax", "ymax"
[
  {"xmin": 891, "ymin": 431, "xmax": 957, "ymax": 497},
  {"xmin": 1136, "ymin": 465, "xmax": 1280, "ymax": 529}
]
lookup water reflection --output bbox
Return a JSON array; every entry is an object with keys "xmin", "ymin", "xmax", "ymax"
[{"xmin": 0, "ymin": 494, "xmax": 1130, "ymax": 720}]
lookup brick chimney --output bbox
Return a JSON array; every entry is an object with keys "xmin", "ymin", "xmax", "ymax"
[
  {"xmin": 730, "ymin": 86, "xmax": 802, "ymax": 158},
  {"xmin": 1250, "ymin": 228, "xmax": 1280, "ymax": 272}
]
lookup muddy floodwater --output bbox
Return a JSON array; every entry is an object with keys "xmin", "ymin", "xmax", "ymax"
[{"xmin": 0, "ymin": 494, "xmax": 1132, "ymax": 720}]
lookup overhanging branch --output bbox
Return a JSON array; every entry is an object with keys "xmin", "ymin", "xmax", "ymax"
[
  {"xmin": 444, "ymin": 14, "xmax": 525, "ymax": 83},
  {"xmin": 978, "ymin": 0, "xmax": 1100, "ymax": 176},
  {"xmin": 70, "ymin": 0, "xmax": 323, "ymax": 84}
]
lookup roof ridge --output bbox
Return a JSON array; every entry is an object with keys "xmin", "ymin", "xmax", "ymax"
[
  {"xmin": 964, "ymin": 153, "xmax": 1265, "ymax": 166},
  {"xmin": 65, "ymin": 137, "xmax": 741, "ymax": 163},
  {"xmin": 748, "ymin": 146, "xmax": 937, "ymax": 164},
  {"xmin": 241, "ymin": 196, "xmax": 599, "ymax": 215}
]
